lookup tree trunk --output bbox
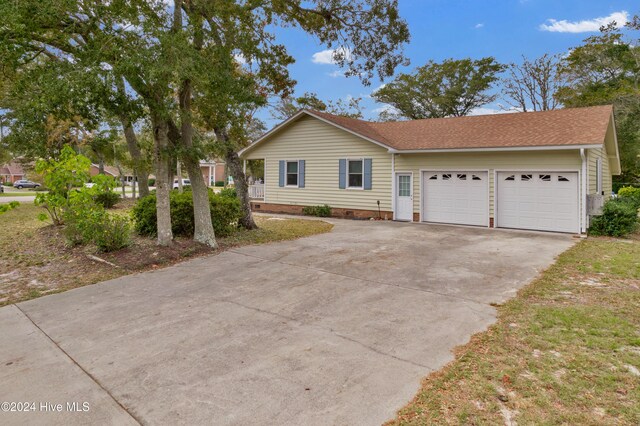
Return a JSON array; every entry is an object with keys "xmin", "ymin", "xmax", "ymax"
[
  {"xmin": 153, "ymin": 117, "xmax": 173, "ymax": 246},
  {"xmin": 121, "ymin": 117, "xmax": 150, "ymax": 198},
  {"xmin": 225, "ymin": 144, "xmax": 257, "ymax": 230},
  {"xmin": 176, "ymin": 160, "xmax": 183, "ymax": 193},
  {"xmin": 98, "ymin": 156, "xmax": 105, "ymax": 174},
  {"xmin": 116, "ymin": 75, "xmax": 150, "ymax": 198},
  {"xmin": 132, "ymin": 172, "xmax": 137, "ymax": 199},
  {"xmin": 178, "ymin": 79, "xmax": 218, "ymax": 248}
]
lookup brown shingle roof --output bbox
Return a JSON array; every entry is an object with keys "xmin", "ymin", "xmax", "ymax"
[
  {"xmin": 309, "ymin": 105, "xmax": 613, "ymax": 151},
  {"xmin": 2, "ymin": 161, "xmax": 25, "ymax": 175}
]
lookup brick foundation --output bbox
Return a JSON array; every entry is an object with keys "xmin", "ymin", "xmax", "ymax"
[
  {"xmin": 251, "ymin": 202, "xmax": 393, "ymax": 220},
  {"xmin": 489, "ymin": 217, "xmax": 494, "ymax": 228}
]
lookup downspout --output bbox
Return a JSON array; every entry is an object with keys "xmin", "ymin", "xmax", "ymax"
[
  {"xmin": 391, "ymin": 153, "xmax": 396, "ymax": 220},
  {"xmin": 580, "ymin": 148, "xmax": 587, "ymax": 234}
]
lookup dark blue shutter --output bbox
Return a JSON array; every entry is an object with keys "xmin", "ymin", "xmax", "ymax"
[
  {"xmin": 278, "ymin": 160, "xmax": 285, "ymax": 187},
  {"xmin": 363, "ymin": 158, "xmax": 372, "ymax": 190},
  {"xmin": 338, "ymin": 159, "xmax": 346, "ymax": 189},
  {"xmin": 298, "ymin": 160, "xmax": 305, "ymax": 188}
]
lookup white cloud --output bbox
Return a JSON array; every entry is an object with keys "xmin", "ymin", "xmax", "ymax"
[
  {"xmin": 539, "ymin": 11, "xmax": 628, "ymax": 33},
  {"xmin": 469, "ymin": 106, "xmax": 520, "ymax": 116},
  {"xmin": 327, "ymin": 70, "xmax": 344, "ymax": 78},
  {"xmin": 311, "ymin": 47, "xmax": 351, "ymax": 65},
  {"xmin": 372, "ymin": 104, "xmax": 398, "ymax": 115},
  {"xmin": 233, "ymin": 53, "xmax": 247, "ymax": 65},
  {"xmin": 474, "ymin": 23, "xmax": 484, "ymax": 29}
]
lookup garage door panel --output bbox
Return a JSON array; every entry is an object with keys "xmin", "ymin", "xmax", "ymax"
[
  {"xmin": 497, "ymin": 171, "xmax": 578, "ymax": 233},
  {"xmin": 423, "ymin": 171, "xmax": 488, "ymax": 226}
]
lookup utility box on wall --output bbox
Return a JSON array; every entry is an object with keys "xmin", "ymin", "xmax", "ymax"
[{"xmin": 587, "ymin": 194, "xmax": 604, "ymax": 216}]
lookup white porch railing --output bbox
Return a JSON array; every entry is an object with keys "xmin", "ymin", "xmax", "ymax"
[{"xmin": 248, "ymin": 183, "xmax": 265, "ymax": 199}]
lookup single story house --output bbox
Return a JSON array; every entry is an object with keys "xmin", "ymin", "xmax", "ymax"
[
  {"xmin": 0, "ymin": 161, "xmax": 26, "ymax": 184},
  {"xmin": 240, "ymin": 105, "xmax": 619, "ymax": 234},
  {"xmin": 90, "ymin": 164, "xmax": 137, "ymax": 186},
  {"xmin": 200, "ymin": 159, "xmax": 226, "ymax": 186}
]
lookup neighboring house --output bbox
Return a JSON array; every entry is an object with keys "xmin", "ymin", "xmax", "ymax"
[
  {"xmin": 240, "ymin": 105, "xmax": 620, "ymax": 234},
  {"xmin": 0, "ymin": 161, "xmax": 26, "ymax": 184},
  {"xmin": 90, "ymin": 164, "xmax": 136, "ymax": 186},
  {"xmin": 200, "ymin": 159, "xmax": 225, "ymax": 186}
]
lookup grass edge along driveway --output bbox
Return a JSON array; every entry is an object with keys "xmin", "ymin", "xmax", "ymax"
[{"xmin": 388, "ymin": 237, "xmax": 640, "ymax": 425}]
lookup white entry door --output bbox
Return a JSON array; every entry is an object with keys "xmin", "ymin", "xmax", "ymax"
[
  {"xmin": 422, "ymin": 171, "xmax": 488, "ymax": 226},
  {"xmin": 395, "ymin": 173, "xmax": 413, "ymax": 221},
  {"xmin": 496, "ymin": 172, "xmax": 579, "ymax": 233}
]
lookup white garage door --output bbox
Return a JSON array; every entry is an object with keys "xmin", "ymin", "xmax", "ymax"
[
  {"xmin": 422, "ymin": 171, "xmax": 488, "ymax": 226},
  {"xmin": 496, "ymin": 172, "xmax": 579, "ymax": 233}
]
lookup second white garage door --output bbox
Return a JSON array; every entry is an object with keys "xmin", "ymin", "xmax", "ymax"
[
  {"xmin": 496, "ymin": 172, "xmax": 579, "ymax": 233},
  {"xmin": 422, "ymin": 171, "xmax": 488, "ymax": 226}
]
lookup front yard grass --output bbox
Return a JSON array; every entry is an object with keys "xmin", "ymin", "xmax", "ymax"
[
  {"xmin": 389, "ymin": 238, "xmax": 640, "ymax": 425},
  {"xmin": 0, "ymin": 203, "xmax": 332, "ymax": 306}
]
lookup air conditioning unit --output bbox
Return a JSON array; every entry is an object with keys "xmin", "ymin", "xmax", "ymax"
[{"xmin": 587, "ymin": 194, "xmax": 604, "ymax": 216}]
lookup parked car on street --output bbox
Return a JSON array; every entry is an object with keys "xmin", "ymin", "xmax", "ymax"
[
  {"xmin": 172, "ymin": 179, "xmax": 191, "ymax": 189},
  {"xmin": 13, "ymin": 179, "xmax": 40, "ymax": 189}
]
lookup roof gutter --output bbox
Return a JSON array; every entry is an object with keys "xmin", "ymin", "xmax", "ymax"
[{"xmin": 387, "ymin": 144, "xmax": 602, "ymax": 154}]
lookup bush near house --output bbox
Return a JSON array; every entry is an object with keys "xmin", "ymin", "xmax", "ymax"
[
  {"xmin": 132, "ymin": 189, "xmax": 242, "ymax": 238},
  {"xmin": 214, "ymin": 181, "xmax": 225, "ymax": 187},
  {"xmin": 589, "ymin": 197, "xmax": 639, "ymax": 237},
  {"xmin": 302, "ymin": 204, "xmax": 332, "ymax": 217},
  {"xmin": 617, "ymin": 186, "xmax": 640, "ymax": 208}
]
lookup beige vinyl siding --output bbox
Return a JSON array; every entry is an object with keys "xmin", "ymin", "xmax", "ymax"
[
  {"xmin": 394, "ymin": 150, "xmax": 582, "ymax": 218},
  {"xmin": 587, "ymin": 146, "xmax": 612, "ymax": 198},
  {"xmin": 243, "ymin": 115, "xmax": 392, "ymax": 210}
]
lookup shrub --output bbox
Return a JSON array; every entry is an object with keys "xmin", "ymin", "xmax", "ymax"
[
  {"xmin": 302, "ymin": 204, "xmax": 332, "ymax": 217},
  {"xmin": 218, "ymin": 187, "xmax": 237, "ymax": 198},
  {"xmin": 210, "ymin": 193, "xmax": 242, "ymax": 237},
  {"xmin": 617, "ymin": 186, "xmax": 640, "ymax": 208},
  {"xmin": 94, "ymin": 191, "xmax": 120, "ymax": 208},
  {"xmin": 94, "ymin": 214, "xmax": 132, "ymax": 252},
  {"xmin": 148, "ymin": 178, "xmax": 156, "ymax": 187},
  {"xmin": 131, "ymin": 191, "xmax": 242, "ymax": 238},
  {"xmin": 0, "ymin": 201, "xmax": 20, "ymax": 215},
  {"xmin": 589, "ymin": 198, "xmax": 639, "ymax": 237},
  {"xmin": 214, "ymin": 181, "xmax": 224, "ymax": 187},
  {"xmin": 63, "ymin": 191, "xmax": 107, "ymax": 246}
]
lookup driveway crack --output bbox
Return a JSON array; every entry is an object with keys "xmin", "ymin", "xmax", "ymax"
[{"xmin": 14, "ymin": 304, "xmax": 143, "ymax": 426}]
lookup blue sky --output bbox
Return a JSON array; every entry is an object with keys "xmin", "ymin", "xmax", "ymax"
[{"xmin": 257, "ymin": 0, "xmax": 637, "ymax": 127}]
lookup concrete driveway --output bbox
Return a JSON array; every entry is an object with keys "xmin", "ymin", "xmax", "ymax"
[{"xmin": 0, "ymin": 219, "xmax": 574, "ymax": 425}]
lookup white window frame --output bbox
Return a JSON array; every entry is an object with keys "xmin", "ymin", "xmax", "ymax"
[
  {"xmin": 285, "ymin": 160, "xmax": 299, "ymax": 188},
  {"xmin": 596, "ymin": 158, "xmax": 603, "ymax": 194},
  {"xmin": 346, "ymin": 158, "xmax": 364, "ymax": 190}
]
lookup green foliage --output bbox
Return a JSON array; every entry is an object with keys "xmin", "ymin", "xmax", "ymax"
[
  {"xmin": 214, "ymin": 181, "xmax": 224, "ymax": 187},
  {"xmin": 617, "ymin": 186, "xmax": 640, "ymax": 208},
  {"xmin": 557, "ymin": 25, "xmax": 640, "ymax": 182},
  {"xmin": 34, "ymin": 146, "xmax": 91, "ymax": 225},
  {"xmin": 0, "ymin": 201, "xmax": 19, "ymax": 214},
  {"xmin": 89, "ymin": 174, "xmax": 120, "ymax": 208},
  {"xmin": 94, "ymin": 191, "xmax": 120, "ymax": 208},
  {"xmin": 210, "ymin": 194, "xmax": 243, "ymax": 237},
  {"xmin": 302, "ymin": 205, "xmax": 332, "ymax": 217},
  {"xmin": 271, "ymin": 92, "xmax": 364, "ymax": 121},
  {"xmin": 148, "ymin": 178, "xmax": 156, "ymax": 187},
  {"xmin": 63, "ymin": 191, "xmax": 107, "ymax": 246},
  {"xmin": 373, "ymin": 57, "xmax": 505, "ymax": 120},
  {"xmin": 93, "ymin": 215, "xmax": 131, "ymax": 252},
  {"xmin": 589, "ymin": 198, "xmax": 639, "ymax": 237},
  {"xmin": 132, "ymin": 191, "xmax": 242, "ymax": 239},
  {"xmin": 218, "ymin": 187, "xmax": 237, "ymax": 198}
]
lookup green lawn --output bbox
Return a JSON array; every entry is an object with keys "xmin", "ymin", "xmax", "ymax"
[
  {"xmin": 0, "ymin": 203, "xmax": 332, "ymax": 306},
  {"xmin": 389, "ymin": 238, "xmax": 640, "ymax": 425},
  {"xmin": 0, "ymin": 192, "xmax": 38, "ymax": 197}
]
